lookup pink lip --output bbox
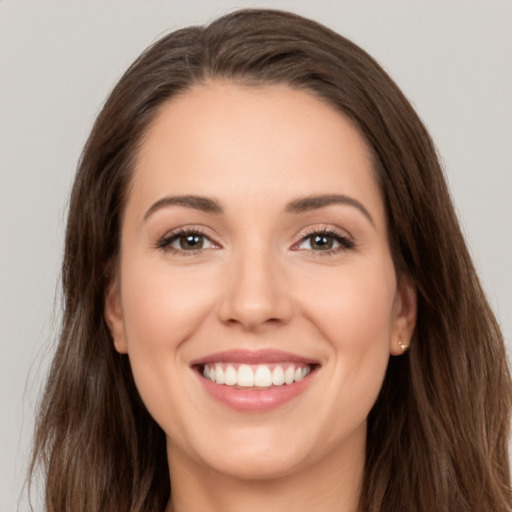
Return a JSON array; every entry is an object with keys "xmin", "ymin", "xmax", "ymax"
[
  {"xmin": 190, "ymin": 349, "xmax": 319, "ymax": 413},
  {"xmin": 190, "ymin": 348, "xmax": 319, "ymax": 366}
]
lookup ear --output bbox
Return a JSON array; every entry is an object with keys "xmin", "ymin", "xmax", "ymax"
[
  {"xmin": 389, "ymin": 274, "xmax": 417, "ymax": 356},
  {"xmin": 104, "ymin": 279, "xmax": 128, "ymax": 354}
]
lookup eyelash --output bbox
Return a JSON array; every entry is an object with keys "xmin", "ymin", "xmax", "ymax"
[
  {"xmin": 156, "ymin": 227, "xmax": 355, "ymax": 256},
  {"xmin": 293, "ymin": 227, "xmax": 355, "ymax": 256},
  {"xmin": 157, "ymin": 227, "xmax": 216, "ymax": 256}
]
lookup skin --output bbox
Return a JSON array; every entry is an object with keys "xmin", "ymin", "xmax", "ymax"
[{"xmin": 105, "ymin": 82, "xmax": 416, "ymax": 512}]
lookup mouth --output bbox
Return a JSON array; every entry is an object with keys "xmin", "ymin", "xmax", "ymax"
[
  {"xmin": 199, "ymin": 362, "xmax": 314, "ymax": 389},
  {"xmin": 190, "ymin": 349, "xmax": 319, "ymax": 412}
]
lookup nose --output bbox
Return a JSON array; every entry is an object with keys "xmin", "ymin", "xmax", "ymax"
[{"xmin": 217, "ymin": 247, "xmax": 293, "ymax": 331}]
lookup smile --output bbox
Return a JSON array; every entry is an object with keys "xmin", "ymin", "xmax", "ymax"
[
  {"xmin": 202, "ymin": 362, "xmax": 312, "ymax": 388},
  {"xmin": 191, "ymin": 350, "xmax": 319, "ymax": 412}
]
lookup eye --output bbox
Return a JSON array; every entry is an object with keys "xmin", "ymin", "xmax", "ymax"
[
  {"xmin": 302, "ymin": 233, "xmax": 338, "ymax": 251},
  {"xmin": 293, "ymin": 229, "xmax": 355, "ymax": 253},
  {"xmin": 158, "ymin": 229, "xmax": 217, "ymax": 254}
]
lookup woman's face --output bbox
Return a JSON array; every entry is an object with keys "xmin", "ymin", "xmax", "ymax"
[{"xmin": 106, "ymin": 82, "xmax": 416, "ymax": 481}]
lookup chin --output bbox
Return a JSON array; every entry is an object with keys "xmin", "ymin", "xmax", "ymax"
[
  {"xmin": 206, "ymin": 447, "xmax": 308, "ymax": 482},
  {"xmin": 177, "ymin": 423, "xmax": 315, "ymax": 481}
]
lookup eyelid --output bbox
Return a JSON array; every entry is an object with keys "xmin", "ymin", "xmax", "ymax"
[
  {"xmin": 155, "ymin": 223, "xmax": 355, "ymax": 255},
  {"xmin": 156, "ymin": 225, "xmax": 221, "ymax": 254},
  {"xmin": 291, "ymin": 225, "xmax": 356, "ymax": 253}
]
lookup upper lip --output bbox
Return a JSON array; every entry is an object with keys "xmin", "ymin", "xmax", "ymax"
[{"xmin": 190, "ymin": 349, "xmax": 320, "ymax": 366}]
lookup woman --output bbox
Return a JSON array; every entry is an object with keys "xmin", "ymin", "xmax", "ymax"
[{"xmin": 29, "ymin": 8, "xmax": 512, "ymax": 512}]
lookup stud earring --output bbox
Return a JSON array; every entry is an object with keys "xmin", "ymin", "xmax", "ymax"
[{"xmin": 398, "ymin": 338, "xmax": 408, "ymax": 352}]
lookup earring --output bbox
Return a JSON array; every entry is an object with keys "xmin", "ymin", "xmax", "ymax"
[{"xmin": 398, "ymin": 338, "xmax": 408, "ymax": 352}]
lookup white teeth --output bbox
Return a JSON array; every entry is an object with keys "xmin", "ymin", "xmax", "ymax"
[
  {"xmin": 254, "ymin": 365, "xmax": 272, "ymax": 387},
  {"xmin": 295, "ymin": 366, "xmax": 310, "ymax": 382},
  {"xmin": 224, "ymin": 365, "xmax": 237, "ymax": 385},
  {"xmin": 272, "ymin": 366, "xmax": 285, "ymax": 386},
  {"xmin": 202, "ymin": 363, "xmax": 313, "ymax": 388},
  {"xmin": 284, "ymin": 366, "xmax": 295, "ymax": 385},
  {"xmin": 237, "ymin": 364, "xmax": 254, "ymax": 387},
  {"xmin": 215, "ymin": 364, "xmax": 225, "ymax": 385}
]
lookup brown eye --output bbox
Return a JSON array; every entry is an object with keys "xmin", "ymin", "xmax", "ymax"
[
  {"xmin": 178, "ymin": 234, "xmax": 205, "ymax": 250},
  {"xmin": 310, "ymin": 234, "xmax": 334, "ymax": 250},
  {"xmin": 159, "ymin": 230, "xmax": 216, "ymax": 253},
  {"xmin": 295, "ymin": 230, "xmax": 355, "ymax": 253}
]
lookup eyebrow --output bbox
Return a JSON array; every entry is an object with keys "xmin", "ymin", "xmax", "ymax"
[
  {"xmin": 143, "ymin": 193, "xmax": 374, "ymax": 226},
  {"xmin": 143, "ymin": 195, "xmax": 223, "ymax": 221},
  {"xmin": 285, "ymin": 194, "xmax": 375, "ymax": 226}
]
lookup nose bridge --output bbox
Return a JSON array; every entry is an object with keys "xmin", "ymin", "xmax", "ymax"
[{"xmin": 218, "ymin": 239, "xmax": 291, "ymax": 330}]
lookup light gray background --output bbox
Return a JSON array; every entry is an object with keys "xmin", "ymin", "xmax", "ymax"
[{"xmin": 1, "ymin": 1, "xmax": 510, "ymax": 510}]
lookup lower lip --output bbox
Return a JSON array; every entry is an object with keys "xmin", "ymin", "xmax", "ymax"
[{"xmin": 197, "ymin": 371, "xmax": 315, "ymax": 412}]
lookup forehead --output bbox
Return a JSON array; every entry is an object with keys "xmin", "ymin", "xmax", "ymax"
[{"xmin": 130, "ymin": 81, "xmax": 385, "ymax": 227}]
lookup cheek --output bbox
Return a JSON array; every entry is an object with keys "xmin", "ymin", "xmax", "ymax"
[
  {"xmin": 117, "ymin": 260, "xmax": 221, "ymax": 443},
  {"xmin": 121, "ymin": 259, "xmax": 214, "ymax": 351},
  {"xmin": 118, "ymin": 257, "xmax": 217, "ymax": 408},
  {"xmin": 296, "ymin": 258, "xmax": 396, "ymax": 407},
  {"xmin": 299, "ymin": 257, "xmax": 397, "ymax": 346}
]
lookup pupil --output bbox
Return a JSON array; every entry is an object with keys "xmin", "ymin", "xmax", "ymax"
[
  {"xmin": 180, "ymin": 234, "xmax": 203, "ymax": 250},
  {"xmin": 312, "ymin": 235, "xmax": 333, "ymax": 250}
]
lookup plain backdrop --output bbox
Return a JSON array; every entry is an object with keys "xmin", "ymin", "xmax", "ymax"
[{"xmin": 1, "ymin": 1, "xmax": 511, "ymax": 510}]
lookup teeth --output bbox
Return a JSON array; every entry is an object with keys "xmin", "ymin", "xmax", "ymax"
[
  {"xmin": 224, "ymin": 365, "xmax": 237, "ymax": 385},
  {"xmin": 238, "ymin": 364, "xmax": 254, "ymax": 387},
  {"xmin": 272, "ymin": 366, "xmax": 285, "ymax": 386},
  {"xmin": 215, "ymin": 364, "xmax": 225, "ymax": 385},
  {"xmin": 255, "ymin": 365, "xmax": 272, "ymax": 387},
  {"xmin": 202, "ymin": 363, "xmax": 312, "ymax": 388},
  {"xmin": 284, "ymin": 366, "xmax": 295, "ymax": 385}
]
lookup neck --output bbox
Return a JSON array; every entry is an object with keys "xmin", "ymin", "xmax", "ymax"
[{"xmin": 165, "ymin": 435, "xmax": 364, "ymax": 512}]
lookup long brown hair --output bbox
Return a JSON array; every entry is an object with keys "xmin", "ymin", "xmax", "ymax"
[{"xmin": 30, "ymin": 9, "xmax": 512, "ymax": 512}]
